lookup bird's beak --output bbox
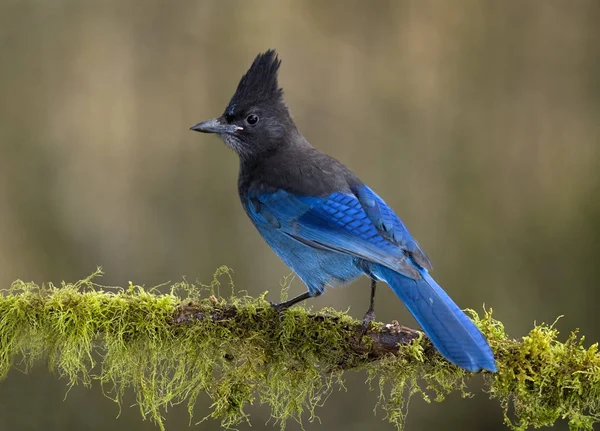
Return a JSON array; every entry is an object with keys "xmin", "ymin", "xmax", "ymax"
[{"xmin": 189, "ymin": 117, "xmax": 242, "ymax": 135}]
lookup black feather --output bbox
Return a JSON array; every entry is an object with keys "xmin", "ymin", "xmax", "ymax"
[{"xmin": 225, "ymin": 49, "xmax": 283, "ymax": 116}]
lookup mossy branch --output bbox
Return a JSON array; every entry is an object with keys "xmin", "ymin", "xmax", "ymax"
[{"xmin": 1, "ymin": 267, "xmax": 598, "ymax": 430}]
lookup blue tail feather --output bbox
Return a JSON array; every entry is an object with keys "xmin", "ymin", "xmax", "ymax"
[{"xmin": 371, "ymin": 264, "xmax": 497, "ymax": 372}]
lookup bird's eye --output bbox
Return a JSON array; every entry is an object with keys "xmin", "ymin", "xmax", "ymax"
[{"xmin": 246, "ymin": 114, "xmax": 259, "ymax": 125}]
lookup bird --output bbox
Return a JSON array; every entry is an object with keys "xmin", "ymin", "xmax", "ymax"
[{"xmin": 190, "ymin": 50, "xmax": 497, "ymax": 373}]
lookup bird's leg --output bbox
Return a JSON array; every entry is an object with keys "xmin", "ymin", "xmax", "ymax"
[
  {"xmin": 361, "ymin": 279, "xmax": 377, "ymax": 335},
  {"xmin": 270, "ymin": 291, "xmax": 315, "ymax": 312}
]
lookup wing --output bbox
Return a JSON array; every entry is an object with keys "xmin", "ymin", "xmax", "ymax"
[
  {"xmin": 248, "ymin": 186, "xmax": 431, "ymax": 279},
  {"xmin": 353, "ymin": 185, "xmax": 432, "ymax": 270}
]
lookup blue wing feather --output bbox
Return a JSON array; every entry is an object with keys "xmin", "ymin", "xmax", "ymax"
[
  {"xmin": 250, "ymin": 188, "xmax": 422, "ymax": 279},
  {"xmin": 355, "ymin": 185, "xmax": 432, "ymax": 270}
]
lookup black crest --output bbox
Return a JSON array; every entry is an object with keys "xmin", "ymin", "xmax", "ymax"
[{"xmin": 226, "ymin": 50, "xmax": 283, "ymax": 116}]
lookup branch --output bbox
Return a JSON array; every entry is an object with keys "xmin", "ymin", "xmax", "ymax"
[
  {"xmin": 173, "ymin": 300, "xmax": 424, "ymax": 366},
  {"xmin": 1, "ymin": 268, "xmax": 598, "ymax": 431}
]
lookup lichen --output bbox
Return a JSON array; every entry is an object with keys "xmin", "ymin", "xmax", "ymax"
[{"xmin": 0, "ymin": 267, "xmax": 598, "ymax": 430}]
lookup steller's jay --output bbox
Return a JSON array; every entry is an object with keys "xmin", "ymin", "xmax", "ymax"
[{"xmin": 190, "ymin": 50, "xmax": 496, "ymax": 372}]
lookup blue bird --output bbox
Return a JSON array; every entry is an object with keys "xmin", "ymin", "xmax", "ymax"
[{"xmin": 190, "ymin": 50, "xmax": 497, "ymax": 373}]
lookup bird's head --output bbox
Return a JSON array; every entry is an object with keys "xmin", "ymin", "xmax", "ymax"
[{"xmin": 191, "ymin": 49, "xmax": 295, "ymax": 159}]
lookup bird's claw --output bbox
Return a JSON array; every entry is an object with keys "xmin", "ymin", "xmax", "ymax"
[
  {"xmin": 269, "ymin": 301, "xmax": 287, "ymax": 313},
  {"xmin": 360, "ymin": 309, "xmax": 376, "ymax": 338}
]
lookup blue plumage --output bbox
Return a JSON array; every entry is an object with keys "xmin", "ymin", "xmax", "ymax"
[
  {"xmin": 244, "ymin": 187, "xmax": 497, "ymax": 372},
  {"xmin": 191, "ymin": 49, "xmax": 497, "ymax": 372},
  {"xmin": 371, "ymin": 265, "xmax": 498, "ymax": 372}
]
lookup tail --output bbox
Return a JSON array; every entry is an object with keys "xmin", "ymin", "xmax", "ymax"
[{"xmin": 371, "ymin": 264, "xmax": 497, "ymax": 372}]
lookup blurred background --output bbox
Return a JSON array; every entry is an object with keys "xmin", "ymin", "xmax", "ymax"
[{"xmin": 1, "ymin": 0, "xmax": 599, "ymax": 430}]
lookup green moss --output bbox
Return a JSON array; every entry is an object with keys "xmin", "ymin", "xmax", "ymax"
[
  {"xmin": 0, "ymin": 268, "xmax": 598, "ymax": 430},
  {"xmin": 483, "ymin": 311, "xmax": 600, "ymax": 430}
]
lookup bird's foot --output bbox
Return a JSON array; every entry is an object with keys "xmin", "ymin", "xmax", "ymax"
[
  {"xmin": 360, "ymin": 308, "xmax": 376, "ymax": 338},
  {"xmin": 269, "ymin": 301, "xmax": 288, "ymax": 313},
  {"xmin": 268, "ymin": 291, "xmax": 313, "ymax": 313}
]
